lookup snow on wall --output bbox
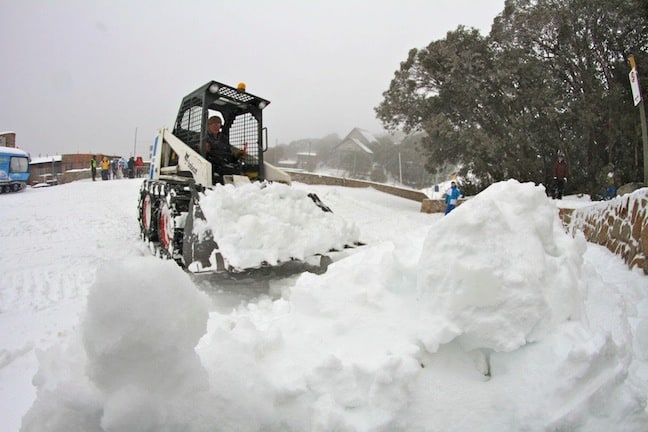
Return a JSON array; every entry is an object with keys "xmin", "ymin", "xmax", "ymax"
[{"xmin": 564, "ymin": 188, "xmax": 648, "ymax": 274}]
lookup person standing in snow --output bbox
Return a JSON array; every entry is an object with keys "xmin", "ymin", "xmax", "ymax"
[
  {"xmin": 135, "ymin": 156, "xmax": 144, "ymax": 178},
  {"xmin": 444, "ymin": 181, "xmax": 461, "ymax": 214},
  {"xmin": 118, "ymin": 158, "xmax": 126, "ymax": 179},
  {"xmin": 90, "ymin": 156, "xmax": 97, "ymax": 181},
  {"xmin": 552, "ymin": 153, "xmax": 569, "ymax": 199},
  {"xmin": 101, "ymin": 156, "xmax": 110, "ymax": 180},
  {"xmin": 111, "ymin": 159, "xmax": 118, "ymax": 180},
  {"xmin": 127, "ymin": 156, "xmax": 135, "ymax": 178}
]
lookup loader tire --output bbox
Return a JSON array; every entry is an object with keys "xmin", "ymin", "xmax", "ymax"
[
  {"xmin": 138, "ymin": 182, "xmax": 158, "ymax": 242},
  {"xmin": 158, "ymin": 199, "xmax": 173, "ymax": 254}
]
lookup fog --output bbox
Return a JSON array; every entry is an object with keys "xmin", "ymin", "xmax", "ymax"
[{"xmin": 1, "ymin": 0, "xmax": 504, "ymax": 157}]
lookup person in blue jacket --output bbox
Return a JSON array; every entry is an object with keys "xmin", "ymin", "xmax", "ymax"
[{"xmin": 444, "ymin": 181, "xmax": 461, "ymax": 214}]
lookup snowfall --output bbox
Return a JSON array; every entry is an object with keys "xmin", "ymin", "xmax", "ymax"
[{"xmin": 1, "ymin": 177, "xmax": 647, "ymax": 432}]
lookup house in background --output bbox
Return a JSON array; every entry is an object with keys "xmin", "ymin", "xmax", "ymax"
[
  {"xmin": 296, "ymin": 151, "xmax": 317, "ymax": 171},
  {"xmin": 332, "ymin": 128, "xmax": 379, "ymax": 179},
  {"xmin": 30, "ymin": 155, "xmax": 63, "ymax": 185},
  {"xmin": 0, "ymin": 131, "xmax": 17, "ymax": 148}
]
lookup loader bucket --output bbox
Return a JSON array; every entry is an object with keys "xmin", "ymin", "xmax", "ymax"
[{"xmin": 182, "ymin": 187, "xmax": 225, "ymax": 273}]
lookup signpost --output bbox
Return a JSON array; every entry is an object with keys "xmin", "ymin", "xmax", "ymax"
[{"xmin": 629, "ymin": 55, "xmax": 648, "ymax": 184}]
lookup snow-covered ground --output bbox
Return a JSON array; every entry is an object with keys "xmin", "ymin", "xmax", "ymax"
[{"xmin": 1, "ymin": 178, "xmax": 646, "ymax": 431}]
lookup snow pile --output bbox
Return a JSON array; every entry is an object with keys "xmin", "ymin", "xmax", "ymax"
[
  {"xmin": 417, "ymin": 180, "xmax": 587, "ymax": 352},
  {"xmin": 15, "ymin": 180, "xmax": 648, "ymax": 431},
  {"xmin": 199, "ymin": 181, "xmax": 360, "ymax": 270},
  {"xmin": 21, "ymin": 258, "xmax": 219, "ymax": 432}
]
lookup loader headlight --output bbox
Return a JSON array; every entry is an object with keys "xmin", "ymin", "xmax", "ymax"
[
  {"xmin": 208, "ymin": 83, "xmax": 220, "ymax": 94},
  {"xmin": 258, "ymin": 101, "xmax": 267, "ymax": 109}
]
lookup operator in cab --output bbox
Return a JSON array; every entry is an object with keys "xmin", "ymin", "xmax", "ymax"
[{"xmin": 205, "ymin": 115, "xmax": 246, "ymax": 183}]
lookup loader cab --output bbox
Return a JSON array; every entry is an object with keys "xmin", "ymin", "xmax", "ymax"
[{"xmin": 172, "ymin": 81, "xmax": 271, "ymax": 185}]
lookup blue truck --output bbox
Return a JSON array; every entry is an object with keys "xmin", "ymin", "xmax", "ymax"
[{"xmin": 0, "ymin": 146, "xmax": 30, "ymax": 193}]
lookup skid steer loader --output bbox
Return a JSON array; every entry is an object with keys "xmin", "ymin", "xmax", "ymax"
[{"xmin": 138, "ymin": 80, "xmax": 360, "ymax": 277}]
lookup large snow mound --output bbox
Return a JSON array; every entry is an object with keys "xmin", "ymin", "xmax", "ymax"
[
  {"xmin": 417, "ymin": 179, "xmax": 588, "ymax": 352},
  {"xmin": 199, "ymin": 182, "xmax": 361, "ymax": 270}
]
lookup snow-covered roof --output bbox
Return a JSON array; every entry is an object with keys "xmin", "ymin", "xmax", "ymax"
[
  {"xmin": 30, "ymin": 155, "xmax": 62, "ymax": 164},
  {"xmin": 349, "ymin": 137, "xmax": 374, "ymax": 154},
  {"xmin": 336, "ymin": 128, "xmax": 378, "ymax": 154},
  {"xmin": 358, "ymin": 129, "xmax": 378, "ymax": 144},
  {"xmin": 0, "ymin": 146, "xmax": 29, "ymax": 157}
]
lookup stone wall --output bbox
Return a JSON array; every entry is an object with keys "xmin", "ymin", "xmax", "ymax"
[
  {"xmin": 288, "ymin": 171, "xmax": 428, "ymax": 202},
  {"xmin": 562, "ymin": 188, "xmax": 648, "ymax": 275},
  {"xmin": 420, "ymin": 198, "xmax": 466, "ymax": 213},
  {"xmin": 61, "ymin": 169, "xmax": 93, "ymax": 184}
]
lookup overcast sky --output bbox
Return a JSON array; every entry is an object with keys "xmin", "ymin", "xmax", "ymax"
[{"xmin": 1, "ymin": 0, "xmax": 504, "ymax": 158}]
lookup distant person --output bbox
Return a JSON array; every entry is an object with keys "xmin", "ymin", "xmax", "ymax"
[
  {"xmin": 135, "ymin": 156, "xmax": 144, "ymax": 178},
  {"xmin": 205, "ymin": 116, "xmax": 246, "ymax": 183},
  {"xmin": 128, "ymin": 156, "xmax": 135, "ymax": 178},
  {"xmin": 111, "ymin": 159, "xmax": 118, "ymax": 180},
  {"xmin": 444, "ymin": 181, "xmax": 461, "ymax": 215},
  {"xmin": 90, "ymin": 156, "xmax": 97, "ymax": 181},
  {"xmin": 101, "ymin": 157, "xmax": 110, "ymax": 180},
  {"xmin": 601, "ymin": 184, "xmax": 617, "ymax": 200},
  {"xmin": 552, "ymin": 153, "xmax": 569, "ymax": 199},
  {"xmin": 118, "ymin": 158, "xmax": 126, "ymax": 179}
]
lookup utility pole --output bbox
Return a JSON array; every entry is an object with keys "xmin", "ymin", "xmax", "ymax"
[
  {"xmin": 628, "ymin": 55, "xmax": 648, "ymax": 183},
  {"xmin": 133, "ymin": 127, "xmax": 138, "ymax": 157}
]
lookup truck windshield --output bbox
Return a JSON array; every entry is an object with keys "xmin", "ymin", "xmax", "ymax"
[{"xmin": 10, "ymin": 157, "xmax": 29, "ymax": 173}]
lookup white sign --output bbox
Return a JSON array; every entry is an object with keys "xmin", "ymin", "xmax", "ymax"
[{"xmin": 629, "ymin": 68, "xmax": 642, "ymax": 106}]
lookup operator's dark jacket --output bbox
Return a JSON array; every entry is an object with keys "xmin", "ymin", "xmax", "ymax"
[{"xmin": 206, "ymin": 132, "xmax": 235, "ymax": 167}]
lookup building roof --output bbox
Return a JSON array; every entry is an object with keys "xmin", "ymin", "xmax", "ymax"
[
  {"xmin": 335, "ymin": 128, "xmax": 379, "ymax": 154},
  {"xmin": 348, "ymin": 138, "xmax": 374, "ymax": 154},
  {"xmin": 30, "ymin": 155, "xmax": 63, "ymax": 164}
]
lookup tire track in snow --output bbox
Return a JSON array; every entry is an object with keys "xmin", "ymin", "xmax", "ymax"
[{"xmin": 0, "ymin": 179, "xmax": 144, "ymax": 313}]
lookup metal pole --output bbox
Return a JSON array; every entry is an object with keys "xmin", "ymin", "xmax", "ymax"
[
  {"xmin": 629, "ymin": 55, "xmax": 648, "ymax": 183},
  {"xmin": 133, "ymin": 127, "xmax": 138, "ymax": 157},
  {"xmin": 398, "ymin": 152, "xmax": 402, "ymax": 184},
  {"xmin": 639, "ymin": 101, "xmax": 648, "ymax": 183}
]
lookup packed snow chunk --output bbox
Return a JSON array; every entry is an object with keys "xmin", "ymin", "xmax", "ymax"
[
  {"xmin": 417, "ymin": 180, "xmax": 587, "ymax": 352},
  {"xmin": 20, "ymin": 339, "xmax": 104, "ymax": 432},
  {"xmin": 82, "ymin": 258, "xmax": 210, "ymax": 393},
  {"xmin": 197, "ymin": 243, "xmax": 423, "ymax": 430},
  {"xmin": 199, "ymin": 181, "xmax": 360, "ymax": 270},
  {"xmin": 21, "ymin": 257, "xmax": 217, "ymax": 432}
]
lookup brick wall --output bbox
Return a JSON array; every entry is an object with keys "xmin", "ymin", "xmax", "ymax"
[{"xmin": 562, "ymin": 188, "xmax": 647, "ymax": 275}]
